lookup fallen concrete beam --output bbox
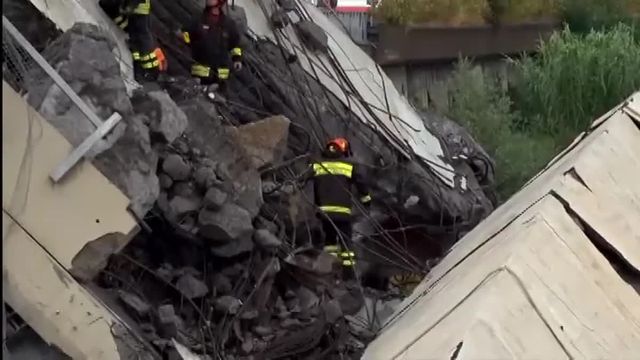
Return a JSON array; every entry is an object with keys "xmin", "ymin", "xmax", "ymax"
[
  {"xmin": 2, "ymin": 80, "xmax": 149, "ymax": 358},
  {"xmin": 364, "ymin": 92, "xmax": 640, "ymax": 359},
  {"xmin": 2, "ymin": 81, "xmax": 138, "ymax": 269},
  {"xmin": 2, "ymin": 213, "xmax": 149, "ymax": 359}
]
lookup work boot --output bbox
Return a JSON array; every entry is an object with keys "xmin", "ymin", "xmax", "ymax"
[
  {"xmin": 390, "ymin": 272, "xmax": 424, "ymax": 296},
  {"xmin": 156, "ymin": 73, "xmax": 176, "ymax": 83},
  {"xmin": 342, "ymin": 265, "xmax": 356, "ymax": 281},
  {"xmin": 201, "ymin": 83, "xmax": 219, "ymax": 101}
]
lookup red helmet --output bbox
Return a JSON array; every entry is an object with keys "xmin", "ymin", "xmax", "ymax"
[
  {"xmin": 326, "ymin": 137, "xmax": 350, "ymax": 155},
  {"xmin": 206, "ymin": 0, "xmax": 227, "ymax": 8}
]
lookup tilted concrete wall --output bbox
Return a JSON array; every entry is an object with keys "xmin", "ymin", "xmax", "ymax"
[
  {"xmin": 2, "ymin": 81, "xmax": 143, "ymax": 359},
  {"xmin": 364, "ymin": 92, "xmax": 640, "ymax": 359}
]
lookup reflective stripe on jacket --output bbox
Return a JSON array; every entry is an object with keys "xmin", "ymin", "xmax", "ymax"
[
  {"xmin": 182, "ymin": 12, "xmax": 242, "ymax": 72},
  {"xmin": 312, "ymin": 159, "xmax": 370, "ymax": 220}
]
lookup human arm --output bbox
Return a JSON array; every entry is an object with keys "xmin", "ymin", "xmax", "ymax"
[
  {"xmin": 176, "ymin": 21, "xmax": 195, "ymax": 47},
  {"xmin": 352, "ymin": 164, "xmax": 372, "ymax": 207},
  {"xmin": 99, "ymin": 0, "xmax": 122, "ymax": 20},
  {"xmin": 122, "ymin": 0, "xmax": 150, "ymax": 15},
  {"xmin": 227, "ymin": 18, "xmax": 243, "ymax": 70}
]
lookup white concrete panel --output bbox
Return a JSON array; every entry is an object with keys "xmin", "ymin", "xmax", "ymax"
[
  {"xmin": 238, "ymin": 0, "xmax": 456, "ymax": 186},
  {"xmin": 2, "ymin": 81, "xmax": 138, "ymax": 269},
  {"xmin": 3, "ymin": 212, "xmax": 124, "ymax": 360},
  {"xmin": 25, "ymin": 0, "xmax": 456, "ymax": 186},
  {"xmin": 27, "ymin": 0, "xmax": 137, "ymax": 93},
  {"xmin": 364, "ymin": 93, "xmax": 640, "ymax": 359}
]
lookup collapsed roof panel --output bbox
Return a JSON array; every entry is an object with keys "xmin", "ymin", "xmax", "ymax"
[
  {"xmin": 364, "ymin": 93, "xmax": 640, "ymax": 359},
  {"xmin": 239, "ymin": 0, "xmax": 456, "ymax": 186},
  {"xmin": 25, "ymin": 0, "xmax": 457, "ymax": 188},
  {"xmin": 26, "ymin": 0, "xmax": 137, "ymax": 92},
  {"xmin": 2, "ymin": 81, "xmax": 151, "ymax": 359}
]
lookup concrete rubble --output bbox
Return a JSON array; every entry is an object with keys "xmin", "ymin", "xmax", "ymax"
[{"xmin": 9, "ymin": 0, "xmax": 496, "ymax": 355}]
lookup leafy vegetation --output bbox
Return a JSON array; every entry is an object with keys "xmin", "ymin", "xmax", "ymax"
[
  {"xmin": 373, "ymin": 0, "xmax": 639, "ymax": 26},
  {"xmin": 512, "ymin": 24, "xmax": 640, "ymax": 139},
  {"xmin": 446, "ymin": 24, "xmax": 640, "ymax": 199}
]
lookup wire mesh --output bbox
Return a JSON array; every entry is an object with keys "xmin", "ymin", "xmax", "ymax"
[
  {"xmin": 2, "ymin": 23, "xmax": 39, "ymax": 94},
  {"xmin": 3, "ymin": 17, "xmax": 115, "ymax": 146}
]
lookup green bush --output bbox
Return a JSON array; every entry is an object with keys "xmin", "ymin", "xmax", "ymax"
[
  {"xmin": 445, "ymin": 24, "xmax": 640, "ymax": 200},
  {"xmin": 512, "ymin": 24, "xmax": 640, "ymax": 140},
  {"xmin": 560, "ymin": 0, "xmax": 638, "ymax": 34},
  {"xmin": 373, "ymin": 0, "xmax": 639, "ymax": 27},
  {"xmin": 446, "ymin": 60, "xmax": 558, "ymax": 199}
]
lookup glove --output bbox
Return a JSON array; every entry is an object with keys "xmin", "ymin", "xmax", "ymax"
[{"xmin": 360, "ymin": 194, "xmax": 372, "ymax": 205}]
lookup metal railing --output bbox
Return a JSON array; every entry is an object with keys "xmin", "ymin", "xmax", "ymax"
[{"xmin": 2, "ymin": 16, "xmax": 122, "ymax": 182}]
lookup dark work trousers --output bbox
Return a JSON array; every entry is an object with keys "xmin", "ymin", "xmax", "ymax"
[
  {"xmin": 127, "ymin": 14, "xmax": 158, "ymax": 80},
  {"xmin": 198, "ymin": 70, "xmax": 228, "ymax": 93},
  {"xmin": 320, "ymin": 216, "xmax": 356, "ymax": 280},
  {"xmin": 321, "ymin": 217, "xmax": 352, "ymax": 249}
]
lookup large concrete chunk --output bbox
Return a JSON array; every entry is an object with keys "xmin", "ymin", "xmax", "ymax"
[
  {"xmin": 26, "ymin": 23, "xmax": 159, "ymax": 216},
  {"xmin": 230, "ymin": 115, "xmax": 291, "ymax": 169},
  {"xmin": 198, "ymin": 204, "xmax": 254, "ymax": 243},
  {"xmin": 295, "ymin": 20, "xmax": 328, "ymax": 52},
  {"xmin": 179, "ymin": 99, "xmax": 264, "ymax": 217},
  {"xmin": 92, "ymin": 114, "xmax": 159, "ymax": 217},
  {"xmin": 131, "ymin": 90, "xmax": 188, "ymax": 144}
]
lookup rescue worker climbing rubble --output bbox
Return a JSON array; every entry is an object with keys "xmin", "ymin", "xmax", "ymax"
[
  {"xmin": 178, "ymin": 0, "xmax": 243, "ymax": 98},
  {"xmin": 307, "ymin": 137, "xmax": 372, "ymax": 280},
  {"xmin": 99, "ymin": 0, "xmax": 167, "ymax": 80}
]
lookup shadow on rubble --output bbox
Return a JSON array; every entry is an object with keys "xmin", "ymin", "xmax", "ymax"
[
  {"xmin": 6, "ymin": 0, "xmax": 496, "ymax": 356},
  {"xmin": 94, "ymin": 216, "xmax": 383, "ymax": 359}
]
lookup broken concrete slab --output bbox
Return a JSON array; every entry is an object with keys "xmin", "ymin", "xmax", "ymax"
[
  {"xmin": 118, "ymin": 290, "xmax": 151, "ymax": 318},
  {"xmin": 93, "ymin": 113, "xmax": 160, "ymax": 217},
  {"xmin": 166, "ymin": 195, "xmax": 201, "ymax": 223},
  {"xmin": 25, "ymin": 23, "xmax": 160, "ymax": 217},
  {"xmin": 252, "ymin": 325, "xmax": 273, "ymax": 337},
  {"xmin": 241, "ymin": 309, "xmax": 259, "ymax": 320},
  {"xmin": 194, "ymin": 166, "xmax": 219, "ymax": 190},
  {"xmin": 156, "ymin": 304, "xmax": 178, "ymax": 338},
  {"xmin": 295, "ymin": 20, "xmax": 328, "ymax": 52},
  {"xmin": 198, "ymin": 204, "xmax": 254, "ymax": 243},
  {"xmin": 214, "ymin": 295, "xmax": 242, "ymax": 315},
  {"xmin": 162, "ymin": 154, "xmax": 191, "ymax": 181},
  {"xmin": 175, "ymin": 274, "xmax": 209, "ymax": 299},
  {"xmin": 178, "ymin": 100, "xmax": 263, "ymax": 217},
  {"xmin": 70, "ymin": 232, "xmax": 131, "ymax": 282},
  {"xmin": 286, "ymin": 251, "xmax": 337, "ymax": 275},
  {"xmin": 159, "ymin": 173, "xmax": 174, "ymax": 189},
  {"xmin": 296, "ymin": 287, "xmax": 320, "ymax": 311},
  {"xmin": 211, "ymin": 273, "xmax": 232, "ymax": 295},
  {"xmin": 322, "ymin": 299, "xmax": 343, "ymax": 324},
  {"xmin": 131, "ymin": 90, "xmax": 188, "ymax": 144},
  {"xmin": 210, "ymin": 236, "xmax": 255, "ymax": 258},
  {"xmin": 280, "ymin": 318, "xmax": 302, "ymax": 329},
  {"xmin": 253, "ymin": 229, "xmax": 282, "ymax": 250},
  {"xmin": 230, "ymin": 115, "xmax": 290, "ymax": 169},
  {"xmin": 203, "ymin": 187, "xmax": 228, "ymax": 210}
]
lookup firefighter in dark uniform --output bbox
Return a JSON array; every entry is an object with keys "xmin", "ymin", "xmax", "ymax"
[
  {"xmin": 309, "ymin": 138, "xmax": 372, "ymax": 279},
  {"xmin": 179, "ymin": 0, "xmax": 243, "ymax": 93},
  {"xmin": 99, "ymin": 0, "xmax": 166, "ymax": 80}
]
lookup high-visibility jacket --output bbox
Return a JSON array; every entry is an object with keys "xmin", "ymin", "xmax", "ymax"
[
  {"xmin": 100, "ymin": 0, "xmax": 151, "ymax": 31},
  {"xmin": 310, "ymin": 156, "xmax": 372, "ymax": 221},
  {"xmin": 99, "ymin": 0, "xmax": 160, "ymax": 72},
  {"xmin": 180, "ymin": 12, "xmax": 242, "ymax": 81}
]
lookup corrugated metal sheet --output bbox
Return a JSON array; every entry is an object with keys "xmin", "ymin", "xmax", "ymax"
[{"xmin": 364, "ymin": 92, "xmax": 640, "ymax": 359}]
